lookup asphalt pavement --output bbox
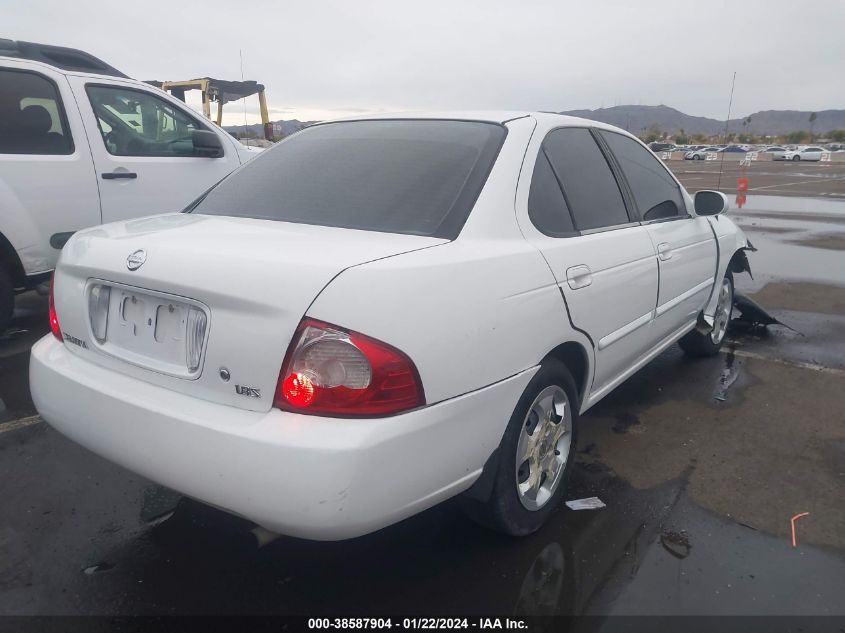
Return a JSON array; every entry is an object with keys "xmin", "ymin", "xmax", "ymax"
[
  {"xmin": 670, "ymin": 159, "xmax": 845, "ymax": 198},
  {"xmin": 1, "ymin": 190, "xmax": 844, "ymax": 622}
]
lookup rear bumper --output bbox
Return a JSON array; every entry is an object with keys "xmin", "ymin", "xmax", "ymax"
[{"xmin": 30, "ymin": 336, "xmax": 534, "ymax": 540}]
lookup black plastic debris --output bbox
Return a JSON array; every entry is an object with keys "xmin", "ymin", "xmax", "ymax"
[{"xmin": 732, "ymin": 293, "xmax": 796, "ymax": 331}]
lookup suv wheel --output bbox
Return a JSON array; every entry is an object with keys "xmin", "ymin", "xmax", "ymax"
[
  {"xmin": 464, "ymin": 360, "xmax": 579, "ymax": 536},
  {"xmin": 679, "ymin": 271, "xmax": 734, "ymax": 357},
  {"xmin": 0, "ymin": 265, "xmax": 13, "ymax": 334}
]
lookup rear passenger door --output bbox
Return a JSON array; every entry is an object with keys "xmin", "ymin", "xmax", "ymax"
[
  {"xmin": 0, "ymin": 63, "xmax": 100, "ymax": 275},
  {"xmin": 521, "ymin": 127, "xmax": 660, "ymax": 395},
  {"xmin": 598, "ymin": 130, "xmax": 717, "ymax": 341}
]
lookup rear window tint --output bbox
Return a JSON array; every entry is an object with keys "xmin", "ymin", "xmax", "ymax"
[
  {"xmin": 191, "ymin": 120, "xmax": 506, "ymax": 239},
  {"xmin": 542, "ymin": 128, "xmax": 629, "ymax": 231},
  {"xmin": 528, "ymin": 151, "xmax": 575, "ymax": 235},
  {"xmin": 0, "ymin": 69, "xmax": 73, "ymax": 155}
]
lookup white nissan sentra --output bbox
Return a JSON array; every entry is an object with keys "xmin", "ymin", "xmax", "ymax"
[{"xmin": 30, "ymin": 112, "xmax": 753, "ymax": 540}]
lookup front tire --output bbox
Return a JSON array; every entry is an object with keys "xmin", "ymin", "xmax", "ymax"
[
  {"xmin": 0, "ymin": 265, "xmax": 13, "ymax": 334},
  {"xmin": 465, "ymin": 360, "xmax": 579, "ymax": 536},
  {"xmin": 792, "ymin": 155, "xmax": 800, "ymax": 161},
  {"xmin": 679, "ymin": 271, "xmax": 734, "ymax": 357}
]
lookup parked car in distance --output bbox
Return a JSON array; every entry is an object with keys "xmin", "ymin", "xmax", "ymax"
[
  {"xmin": 0, "ymin": 39, "xmax": 262, "ymax": 332},
  {"xmin": 31, "ymin": 112, "xmax": 753, "ymax": 540},
  {"xmin": 648, "ymin": 142, "xmax": 676, "ymax": 153},
  {"xmin": 684, "ymin": 146, "xmax": 720, "ymax": 160},
  {"xmin": 717, "ymin": 145, "xmax": 747, "ymax": 154},
  {"xmin": 777, "ymin": 146, "xmax": 827, "ymax": 161},
  {"xmin": 758, "ymin": 146, "xmax": 787, "ymax": 153}
]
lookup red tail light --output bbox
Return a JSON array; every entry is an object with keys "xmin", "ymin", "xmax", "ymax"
[
  {"xmin": 274, "ymin": 318, "xmax": 424, "ymax": 417},
  {"xmin": 48, "ymin": 273, "xmax": 62, "ymax": 341}
]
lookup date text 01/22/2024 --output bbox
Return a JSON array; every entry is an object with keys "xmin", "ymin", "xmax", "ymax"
[{"xmin": 307, "ymin": 618, "xmax": 529, "ymax": 630}]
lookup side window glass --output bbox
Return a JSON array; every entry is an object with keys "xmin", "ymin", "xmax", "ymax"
[
  {"xmin": 542, "ymin": 128, "xmax": 629, "ymax": 231},
  {"xmin": 0, "ymin": 69, "xmax": 73, "ymax": 155},
  {"xmin": 600, "ymin": 130, "xmax": 685, "ymax": 221},
  {"xmin": 86, "ymin": 85, "xmax": 206, "ymax": 157},
  {"xmin": 528, "ymin": 152, "xmax": 575, "ymax": 235}
]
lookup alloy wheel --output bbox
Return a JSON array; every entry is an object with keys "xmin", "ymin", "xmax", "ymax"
[{"xmin": 515, "ymin": 385, "xmax": 572, "ymax": 511}]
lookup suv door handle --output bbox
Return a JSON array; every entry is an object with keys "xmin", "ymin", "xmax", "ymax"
[
  {"xmin": 657, "ymin": 242, "xmax": 673, "ymax": 261},
  {"xmin": 566, "ymin": 265, "xmax": 593, "ymax": 290},
  {"xmin": 102, "ymin": 171, "xmax": 137, "ymax": 180}
]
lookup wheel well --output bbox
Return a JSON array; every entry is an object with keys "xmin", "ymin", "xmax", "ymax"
[
  {"xmin": 727, "ymin": 248, "xmax": 752, "ymax": 278},
  {"xmin": 0, "ymin": 232, "xmax": 26, "ymax": 288},
  {"xmin": 543, "ymin": 341, "xmax": 589, "ymax": 403}
]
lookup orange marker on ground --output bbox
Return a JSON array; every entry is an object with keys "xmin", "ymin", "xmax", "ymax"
[{"xmin": 791, "ymin": 512, "xmax": 810, "ymax": 547}]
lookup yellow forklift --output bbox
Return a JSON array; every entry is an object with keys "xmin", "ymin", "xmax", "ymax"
[{"xmin": 146, "ymin": 78, "xmax": 272, "ymax": 141}]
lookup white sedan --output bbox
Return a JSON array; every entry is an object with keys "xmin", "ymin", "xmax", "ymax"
[
  {"xmin": 31, "ymin": 112, "xmax": 753, "ymax": 540},
  {"xmin": 777, "ymin": 147, "xmax": 827, "ymax": 161},
  {"xmin": 684, "ymin": 146, "xmax": 720, "ymax": 160}
]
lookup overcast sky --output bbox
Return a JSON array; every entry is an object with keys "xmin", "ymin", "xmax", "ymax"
[{"xmin": 4, "ymin": 0, "xmax": 844, "ymax": 126}]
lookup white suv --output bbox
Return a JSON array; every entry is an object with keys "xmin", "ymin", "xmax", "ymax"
[
  {"xmin": 31, "ymin": 112, "xmax": 754, "ymax": 540},
  {"xmin": 0, "ymin": 39, "xmax": 260, "ymax": 331}
]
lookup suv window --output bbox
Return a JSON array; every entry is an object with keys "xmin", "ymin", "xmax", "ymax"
[
  {"xmin": 542, "ymin": 128, "xmax": 629, "ymax": 231},
  {"xmin": 600, "ymin": 130, "xmax": 686, "ymax": 221},
  {"xmin": 527, "ymin": 152, "xmax": 575, "ymax": 236},
  {"xmin": 0, "ymin": 69, "xmax": 73, "ymax": 155},
  {"xmin": 191, "ymin": 120, "xmax": 506, "ymax": 239},
  {"xmin": 86, "ymin": 85, "xmax": 207, "ymax": 157}
]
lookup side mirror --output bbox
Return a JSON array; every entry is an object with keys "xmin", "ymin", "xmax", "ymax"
[
  {"xmin": 694, "ymin": 190, "xmax": 728, "ymax": 216},
  {"xmin": 192, "ymin": 130, "xmax": 224, "ymax": 158}
]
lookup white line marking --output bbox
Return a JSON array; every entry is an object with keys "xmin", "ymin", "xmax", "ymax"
[
  {"xmin": 0, "ymin": 415, "xmax": 43, "ymax": 434},
  {"xmin": 749, "ymin": 179, "xmax": 827, "ymax": 191},
  {"xmin": 749, "ymin": 174, "xmax": 845, "ymax": 191},
  {"xmin": 722, "ymin": 348, "xmax": 845, "ymax": 376}
]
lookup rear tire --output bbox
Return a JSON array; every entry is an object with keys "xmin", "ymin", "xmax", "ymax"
[
  {"xmin": 694, "ymin": 154, "xmax": 702, "ymax": 160},
  {"xmin": 679, "ymin": 271, "xmax": 734, "ymax": 357},
  {"xmin": 464, "ymin": 360, "xmax": 579, "ymax": 536},
  {"xmin": 0, "ymin": 265, "xmax": 14, "ymax": 334}
]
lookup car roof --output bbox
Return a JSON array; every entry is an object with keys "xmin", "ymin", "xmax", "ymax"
[{"xmin": 329, "ymin": 110, "xmax": 639, "ymax": 135}]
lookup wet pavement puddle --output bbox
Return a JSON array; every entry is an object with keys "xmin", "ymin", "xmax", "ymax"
[{"xmin": 713, "ymin": 348, "xmax": 741, "ymax": 402}]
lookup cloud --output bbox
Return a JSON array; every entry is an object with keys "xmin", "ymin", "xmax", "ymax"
[{"xmin": 4, "ymin": 0, "xmax": 844, "ymax": 121}]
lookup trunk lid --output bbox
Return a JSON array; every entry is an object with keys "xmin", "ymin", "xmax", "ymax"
[{"xmin": 54, "ymin": 213, "xmax": 445, "ymax": 412}]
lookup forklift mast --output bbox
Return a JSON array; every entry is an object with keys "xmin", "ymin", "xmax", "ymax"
[{"xmin": 145, "ymin": 78, "xmax": 272, "ymax": 141}]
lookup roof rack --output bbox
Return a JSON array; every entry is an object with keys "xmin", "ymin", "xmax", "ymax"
[{"xmin": 0, "ymin": 39, "xmax": 128, "ymax": 78}]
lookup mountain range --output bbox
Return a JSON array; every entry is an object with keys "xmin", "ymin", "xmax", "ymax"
[
  {"xmin": 223, "ymin": 105, "xmax": 845, "ymax": 139},
  {"xmin": 559, "ymin": 105, "xmax": 845, "ymax": 136},
  {"xmin": 223, "ymin": 119, "xmax": 317, "ymax": 138}
]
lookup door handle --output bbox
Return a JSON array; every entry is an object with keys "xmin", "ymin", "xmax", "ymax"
[
  {"xmin": 101, "ymin": 171, "xmax": 137, "ymax": 180},
  {"xmin": 566, "ymin": 265, "xmax": 593, "ymax": 290},
  {"xmin": 657, "ymin": 242, "xmax": 673, "ymax": 261}
]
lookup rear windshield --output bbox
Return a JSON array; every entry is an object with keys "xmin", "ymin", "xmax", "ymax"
[{"xmin": 191, "ymin": 119, "xmax": 506, "ymax": 239}]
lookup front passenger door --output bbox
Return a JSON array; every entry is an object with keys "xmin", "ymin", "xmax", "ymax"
[
  {"xmin": 67, "ymin": 78, "xmax": 239, "ymax": 223},
  {"xmin": 598, "ymin": 131, "xmax": 717, "ymax": 341}
]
